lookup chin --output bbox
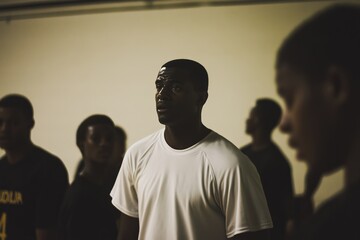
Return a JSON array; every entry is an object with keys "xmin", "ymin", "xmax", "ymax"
[
  {"xmin": 157, "ymin": 116, "xmax": 173, "ymax": 125},
  {"xmin": 0, "ymin": 143, "xmax": 13, "ymax": 151}
]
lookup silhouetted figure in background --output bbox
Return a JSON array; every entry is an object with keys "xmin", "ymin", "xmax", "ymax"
[
  {"xmin": 275, "ymin": 4, "xmax": 360, "ymax": 240},
  {"xmin": 240, "ymin": 98, "xmax": 294, "ymax": 240},
  {"xmin": 74, "ymin": 125, "xmax": 127, "ymax": 184},
  {"xmin": 0, "ymin": 94, "xmax": 69, "ymax": 240},
  {"xmin": 58, "ymin": 115, "xmax": 119, "ymax": 240},
  {"xmin": 111, "ymin": 59, "xmax": 273, "ymax": 240}
]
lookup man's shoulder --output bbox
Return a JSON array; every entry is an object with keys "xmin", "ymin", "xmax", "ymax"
[
  {"xmin": 138, "ymin": 129, "xmax": 162, "ymax": 143},
  {"xmin": 203, "ymin": 131, "xmax": 244, "ymax": 156},
  {"xmin": 204, "ymin": 131, "xmax": 236, "ymax": 148},
  {"xmin": 239, "ymin": 143, "xmax": 252, "ymax": 154},
  {"xmin": 28, "ymin": 145, "xmax": 68, "ymax": 175},
  {"xmin": 127, "ymin": 129, "xmax": 162, "ymax": 153},
  {"xmin": 202, "ymin": 131, "xmax": 253, "ymax": 169},
  {"xmin": 30, "ymin": 144, "xmax": 55, "ymax": 157}
]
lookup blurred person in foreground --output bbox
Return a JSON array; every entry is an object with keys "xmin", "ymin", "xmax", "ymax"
[{"xmin": 275, "ymin": 4, "xmax": 360, "ymax": 240}]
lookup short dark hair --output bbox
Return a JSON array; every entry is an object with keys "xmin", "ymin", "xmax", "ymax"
[
  {"xmin": 161, "ymin": 59, "xmax": 208, "ymax": 92},
  {"xmin": 0, "ymin": 94, "xmax": 34, "ymax": 120},
  {"xmin": 255, "ymin": 98, "xmax": 282, "ymax": 133},
  {"xmin": 115, "ymin": 125, "xmax": 127, "ymax": 145},
  {"xmin": 76, "ymin": 114, "xmax": 115, "ymax": 153},
  {"xmin": 276, "ymin": 4, "xmax": 360, "ymax": 83}
]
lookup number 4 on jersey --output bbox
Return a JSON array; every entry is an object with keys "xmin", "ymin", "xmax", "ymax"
[{"xmin": 0, "ymin": 213, "xmax": 6, "ymax": 240}]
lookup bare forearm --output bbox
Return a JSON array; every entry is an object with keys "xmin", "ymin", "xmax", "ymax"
[
  {"xmin": 228, "ymin": 229, "xmax": 270, "ymax": 240},
  {"xmin": 117, "ymin": 214, "xmax": 139, "ymax": 240}
]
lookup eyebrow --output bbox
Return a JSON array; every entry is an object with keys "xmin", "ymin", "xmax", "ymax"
[{"xmin": 155, "ymin": 78, "xmax": 183, "ymax": 84}]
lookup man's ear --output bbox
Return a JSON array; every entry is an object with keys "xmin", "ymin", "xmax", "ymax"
[
  {"xmin": 199, "ymin": 92, "xmax": 209, "ymax": 107},
  {"xmin": 77, "ymin": 142, "xmax": 85, "ymax": 156},
  {"xmin": 198, "ymin": 92, "xmax": 208, "ymax": 106},
  {"xmin": 324, "ymin": 65, "xmax": 350, "ymax": 106}
]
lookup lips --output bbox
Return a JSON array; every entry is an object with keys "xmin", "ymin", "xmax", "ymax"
[
  {"xmin": 98, "ymin": 151, "xmax": 111, "ymax": 159},
  {"xmin": 288, "ymin": 137, "xmax": 305, "ymax": 160},
  {"xmin": 156, "ymin": 102, "xmax": 171, "ymax": 113}
]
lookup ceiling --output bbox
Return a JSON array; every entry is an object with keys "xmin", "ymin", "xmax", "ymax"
[{"xmin": 0, "ymin": 0, "xmax": 326, "ymax": 21}]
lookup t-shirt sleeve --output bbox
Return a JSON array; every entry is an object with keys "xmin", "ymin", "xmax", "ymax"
[
  {"xmin": 110, "ymin": 151, "xmax": 139, "ymax": 218},
  {"xmin": 36, "ymin": 158, "xmax": 69, "ymax": 228},
  {"xmin": 219, "ymin": 153, "xmax": 273, "ymax": 238}
]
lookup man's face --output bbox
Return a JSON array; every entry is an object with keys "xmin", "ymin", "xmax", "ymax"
[
  {"xmin": 0, "ymin": 107, "xmax": 32, "ymax": 150},
  {"xmin": 245, "ymin": 107, "xmax": 259, "ymax": 135},
  {"xmin": 155, "ymin": 67, "xmax": 202, "ymax": 126},
  {"xmin": 276, "ymin": 64, "xmax": 343, "ymax": 174},
  {"xmin": 82, "ymin": 124, "xmax": 115, "ymax": 165}
]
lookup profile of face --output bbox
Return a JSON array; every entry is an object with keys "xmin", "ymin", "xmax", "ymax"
[
  {"xmin": 82, "ymin": 124, "xmax": 115, "ymax": 165},
  {"xmin": 0, "ymin": 107, "xmax": 33, "ymax": 150},
  {"xmin": 155, "ymin": 67, "xmax": 202, "ymax": 126},
  {"xmin": 111, "ymin": 134, "xmax": 126, "ymax": 169},
  {"xmin": 276, "ymin": 64, "xmax": 343, "ymax": 174},
  {"xmin": 245, "ymin": 107, "xmax": 260, "ymax": 135}
]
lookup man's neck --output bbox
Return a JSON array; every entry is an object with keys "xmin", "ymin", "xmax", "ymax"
[
  {"xmin": 5, "ymin": 141, "xmax": 33, "ymax": 164},
  {"xmin": 164, "ymin": 123, "xmax": 210, "ymax": 150},
  {"xmin": 81, "ymin": 162, "xmax": 111, "ymax": 186},
  {"xmin": 345, "ymin": 135, "xmax": 360, "ymax": 187},
  {"xmin": 250, "ymin": 132, "xmax": 272, "ymax": 151}
]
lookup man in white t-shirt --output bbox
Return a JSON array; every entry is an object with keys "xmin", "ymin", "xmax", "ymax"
[{"xmin": 111, "ymin": 59, "xmax": 273, "ymax": 240}]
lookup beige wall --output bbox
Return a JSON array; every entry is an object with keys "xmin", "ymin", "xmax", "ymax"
[{"xmin": 0, "ymin": 0, "xmax": 351, "ymax": 208}]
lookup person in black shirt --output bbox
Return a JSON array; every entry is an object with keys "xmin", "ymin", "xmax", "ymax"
[
  {"xmin": 0, "ymin": 94, "xmax": 69, "ymax": 240},
  {"xmin": 58, "ymin": 114, "xmax": 120, "ymax": 240},
  {"xmin": 240, "ymin": 98, "xmax": 294, "ymax": 240}
]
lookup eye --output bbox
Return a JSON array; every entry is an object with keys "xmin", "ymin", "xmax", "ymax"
[
  {"xmin": 10, "ymin": 119, "xmax": 20, "ymax": 127},
  {"xmin": 155, "ymin": 81, "xmax": 164, "ymax": 92},
  {"xmin": 171, "ymin": 83, "xmax": 182, "ymax": 93},
  {"xmin": 90, "ymin": 135, "xmax": 101, "ymax": 144}
]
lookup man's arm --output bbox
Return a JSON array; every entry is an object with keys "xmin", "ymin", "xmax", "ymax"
[
  {"xmin": 117, "ymin": 213, "xmax": 139, "ymax": 240},
  {"xmin": 229, "ymin": 229, "xmax": 270, "ymax": 240}
]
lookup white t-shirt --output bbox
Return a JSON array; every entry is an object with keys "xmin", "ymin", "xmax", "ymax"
[{"xmin": 111, "ymin": 129, "xmax": 272, "ymax": 240}]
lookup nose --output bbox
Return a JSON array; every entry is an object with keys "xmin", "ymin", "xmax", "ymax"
[
  {"xmin": 279, "ymin": 111, "xmax": 291, "ymax": 133},
  {"xmin": 99, "ymin": 137, "xmax": 113, "ymax": 148},
  {"xmin": 157, "ymin": 85, "xmax": 171, "ymax": 100}
]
